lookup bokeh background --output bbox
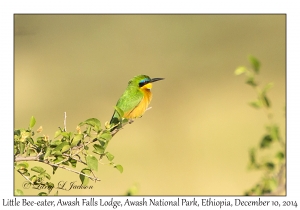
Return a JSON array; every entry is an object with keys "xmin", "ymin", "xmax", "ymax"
[{"xmin": 14, "ymin": 15, "xmax": 285, "ymax": 195}]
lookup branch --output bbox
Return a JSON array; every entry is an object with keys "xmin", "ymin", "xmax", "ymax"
[
  {"xmin": 15, "ymin": 155, "xmax": 40, "ymax": 162},
  {"xmin": 110, "ymin": 107, "xmax": 152, "ymax": 137},
  {"xmin": 64, "ymin": 112, "xmax": 67, "ymax": 131},
  {"xmin": 63, "ymin": 153, "xmax": 87, "ymax": 165},
  {"xmin": 43, "ymin": 160, "xmax": 101, "ymax": 182},
  {"xmin": 15, "ymin": 110, "xmax": 149, "ymax": 185},
  {"xmin": 17, "ymin": 170, "xmax": 33, "ymax": 184},
  {"xmin": 110, "ymin": 122, "xmax": 128, "ymax": 137},
  {"xmin": 265, "ymin": 163, "xmax": 286, "ymax": 195},
  {"xmin": 15, "ymin": 155, "xmax": 100, "ymax": 182}
]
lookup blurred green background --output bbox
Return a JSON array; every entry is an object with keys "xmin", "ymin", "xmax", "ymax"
[{"xmin": 14, "ymin": 15, "xmax": 285, "ymax": 195}]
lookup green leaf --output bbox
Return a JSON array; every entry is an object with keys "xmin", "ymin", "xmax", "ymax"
[
  {"xmin": 276, "ymin": 151, "xmax": 284, "ymax": 160},
  {"xmin": 261, "ymin": 95, "xmax": 271, "ymax": 108},
  {"xmin": 126, "ymin": 184, "xmax": 139, "ymax": 196},
  {"xmin": 61, "ymin": 144, "xmax": 71, "ymax": 153},
  {"xmin": 54, "ymin": 142, "xmax": 69, "ymax": 151},
  {"xmin": 265, "ymin": 162, "xmax": 275, "ymax": 170},
  {"xmin": 30, "ymin": 175, "xmax": 37, "ymax": 183},
  {"xmin": 54, "ymin": 130, "xmax": 62, "ymax": 138},
  {"xmin": 234, "ymin": 66, "xmax": 247, "ymax": 75},
  {"xmin": 38, "ymin": 192, "xmax": 48, "ymax": 196},
  {"xmin": 15, "ymin": 189, "xmax": 24, "ymax": 195},
  {"xmin": 19, "ymin": 142, "xmax": 25, "ymax": 154},
  {"xmin": 25, "ymin": 148, "xmax": 30, "ymax": 156},
  {"xmin": 99, "ymin": 131, "xmax": 112, "ymax": 141},
  {"xmin": 31, "ymin": 166, "xmax": 45, "ymax": 174},
  {"xmin": 14, "ymin": 129, "xmax": 21, "ymax": 137},
  {"xmin": 52, "ymin": 166, "xmax": 58, "ymax": 174},
  {"xmin": 61, "ymin": 132, "xmax": 72, "ymax": 139},
  {"xmin": 20, "ymin": 131, "xmax": 30, "ymax": 142},
  {"xmin": 46, "ymin": 182, "xmax": 54, "ymax": 192},
  {"xmin": 248, "ymin": 55, "xmax": 260, "ymax": 74},
  {"xmin": 17, "ymin": 162, "xmax": 29, "ymax": 169},
  {"xmin": 86, "ymin": 155, "xmax": 98, "ymax": 171},
  {"xmin": 53, "ymin": 156, "xmax": 64, "ymax": 163},
  {"xmin": 249, "ymin": 148, "xmax": 256, "ymax": 165},
  {"xmin": 114, "ymin": 165, "xmax": 123, "ymax": 173},
  {"xmin": 93, "ymin": 144, "xmax": 105, "ymax": 155},
  {"xmin": 105, "ymin": 152, "xmax": 114, "ymax": 161},
  {"xmin": 80, "ymin": 118, "xmax": 101, "ymax": 129},
  {"xmin": 264, "ymin": 177, "xmax": 277, "ymax": 191},
  {"xmin": 18, "ymin": 168, "xmax": 28, "ymax": 175},
  {"xmin": 246, "ymin": 76, "xmax": 257, "ymax": 87},
  {"xmin": 23, "ymin": 172, "xmax": 30, "ymax": 177},
  {"xmin": 98, "ymin": 139, "xmax": 109, "ymax": 151},
  {"xmin": 269, "ymin": 125, "xmax": 279, "ymax": 141},
  {"xmin": 71, "ymin": 134, "xmax": 83, "ymax": 147},
  {"xmin": 51, "ymin": 151, "xmax": 62, "ymax": 156},
  {"xmin": 249, "ymin": 100, "xmax": 262, "ymax": 109},
  {"xmin": 262, "ymin": 82, "xmax": 274, "ymax": 94},
  {"xmin": 50, "ymin": 139, "xmax": 62, "ymax": 146},
  {"xmin": 44, "ymin": 147, "xmax": 52, "ymax": 159},
  {"xmin": 97, "ymin": 139, "xmax": 106, "ymax": 147},
  {"xmin": 44, "ymin": 173, "xmax": 51, "ymax": 180},
  {"xmin": 28, "ymin": 148, "xmax": 36, "ymax": 156},
  {"xmin": 69, "ymin": 158, "xmax": 77, "ymax": 168},
  {"xmin": 260, "ymin": 135, "xmax": 273, "ymax": 148},
  {"xmin": 29, "ymin": 116, "xmax": 36, "ymax": 129},
  {"xmin": 27, "ymin": 137, "xmax": 34, "ymax": 145},
  {"xmin": 62, "ymin": 161, "xmax": 69, "ymax": 166},
  {"xmin": 36, "ymin": 136, "xmax": 46, "ymax": 143},
  {"xmin": 86, "ymin": 126, "xmax": 91, "ymax": 136},
  {"xmin": 114, "ymin": 106, "xmax": 124, "ymax": 119},
  {"xmin": 80, "ymin": 168, "xmax": 91, "ymax": 186}
]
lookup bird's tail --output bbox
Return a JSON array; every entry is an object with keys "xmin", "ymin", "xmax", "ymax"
[{"xmin": 109, "ymin": 111, "xmax": 121, "ymax": 131}]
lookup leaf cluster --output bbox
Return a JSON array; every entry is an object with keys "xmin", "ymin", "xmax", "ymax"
[
  {"xmin": 235, "ymin": 56, "xmax": 286, "ymax": 195},
  {"xmin": 14, "ymin": 114, "xmax": 125, "ymax": 195}
]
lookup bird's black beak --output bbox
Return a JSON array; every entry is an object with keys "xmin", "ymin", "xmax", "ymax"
[{"xmin": 151, "ymin": 78, "xmax": 164, "ymax": 83}]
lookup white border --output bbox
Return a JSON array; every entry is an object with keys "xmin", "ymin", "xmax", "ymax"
[{"xmin": 2, "ymin": 0, "xmax": 299, "ymax": 209}]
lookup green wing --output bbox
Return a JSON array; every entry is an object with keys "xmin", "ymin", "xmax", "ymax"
[{"xmin": 110, "ymin": 86, "xmax": 144, "ymax": 125}]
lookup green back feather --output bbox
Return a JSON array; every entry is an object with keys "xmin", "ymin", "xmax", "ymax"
[{"xmin": 110, "ymin": 81, "xmax": 145, "ymax": 125}]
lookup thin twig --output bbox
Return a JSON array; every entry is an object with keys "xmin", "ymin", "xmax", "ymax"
[
  {"xmin": 63, "ymin": 153, "xmax": 87, "ymax": 165},
  {"xmin": 64, "ymin": 112, "xmax": 67, "ymax": 132},
  {"xmin": 43, "ymin": 160, "xmax": 100, "ymax": 182},
  {"xmin": 50, "ymin": 164, "xmax": 100, "ymax": 182},
  {"xmin": 17, "ymin": 170, "xmax": 33, "ymax": 184},
  {"xmin": 54, "ymin": 158, "xmax": 69, "ymax": 165},
  {"xmin": 110, "ymin": 118, "xmax": 131, "ymax": 136}
]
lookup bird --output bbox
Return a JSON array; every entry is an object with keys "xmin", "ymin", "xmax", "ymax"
[{"xmin": 109, "ymin": 75, "xmax": 164, "ymax": 128}]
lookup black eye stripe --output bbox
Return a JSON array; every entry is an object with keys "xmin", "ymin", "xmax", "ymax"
[{"xmin": 139, "ymin": 79, "xmax": 150, "ymax": 87}]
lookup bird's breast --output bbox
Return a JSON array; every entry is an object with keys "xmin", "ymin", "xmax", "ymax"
[{"xmin": 124, "ymin": 88, "xmax": 152, "ymax": 119}]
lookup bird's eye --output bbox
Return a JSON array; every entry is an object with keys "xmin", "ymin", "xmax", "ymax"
[{"xmin": 139, "ymin": 79, "xmax": 149, "ymax": 87}]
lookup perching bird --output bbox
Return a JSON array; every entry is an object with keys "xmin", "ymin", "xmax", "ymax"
[{"xmin": 110, "ymin": 75, "xmax": 164, "ymax": 127}]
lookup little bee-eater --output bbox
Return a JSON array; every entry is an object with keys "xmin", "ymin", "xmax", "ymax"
[{"xmin": 110, "ymin": 75, "xmax": 164, "ymax": 127}]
